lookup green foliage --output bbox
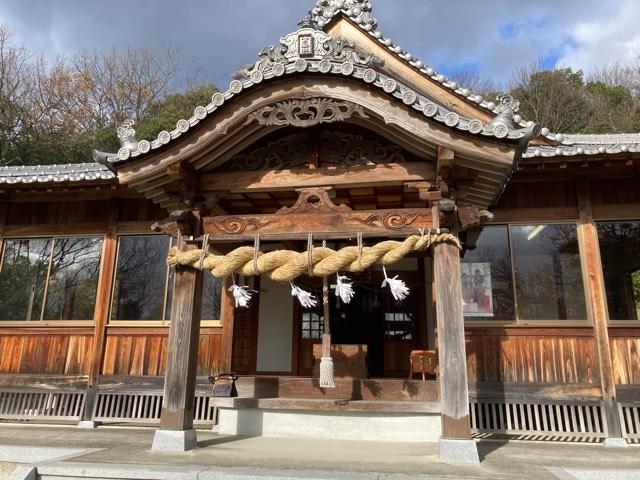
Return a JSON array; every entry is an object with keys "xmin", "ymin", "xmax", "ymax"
[
  {"xmin": 136, "ymin": 84, "xmax": 219, "ymax": 142},
  {"xmin": 586, "ymin": 81, "xmax": 633, "ymax": 108},
  {"xmin": 634, "ymin": 106, "xmax": 640, "ymax": 131},
  {"xmin": 511, "ymin": 67, "xmax": 591, "ymax": 133}
]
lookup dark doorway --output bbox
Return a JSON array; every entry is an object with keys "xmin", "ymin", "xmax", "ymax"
[{"xmin": 295, "ymin": 267, "xmax": 423, "ymax": 378}]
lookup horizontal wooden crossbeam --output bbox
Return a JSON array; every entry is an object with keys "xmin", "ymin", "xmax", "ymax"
[{"xmin": 200, "ymin": 163, "xmax": 435, "ymax": 193}]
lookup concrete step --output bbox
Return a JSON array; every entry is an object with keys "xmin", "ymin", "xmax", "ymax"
[{"xmin": 236, "ymin": 376, "xmax": 439, "ymax": 401}]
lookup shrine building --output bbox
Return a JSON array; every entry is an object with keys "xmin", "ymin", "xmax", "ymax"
[{"xmin": 0, "ymin": 0, "xmax": 639, "ymax": 464}]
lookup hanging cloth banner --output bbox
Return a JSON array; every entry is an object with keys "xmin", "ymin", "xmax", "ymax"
[{"xmin": 166, "ymin": 231, "xmax": 461, "ymax": 282}]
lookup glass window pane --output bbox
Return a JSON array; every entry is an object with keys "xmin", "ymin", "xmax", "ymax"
[
  {"xmin": 0, "ymin": 239, "xmax": 51, "ymax": 321},
  {"xmin": 462, "ymin": 226, "xmax": 515, "ymax": 321},
  {"xmin": 597, "ymin": 222, "xmax": 640, "ymax": 320},
  {"xmin": 202, "ymin": 275, "xmax": 222, "ymax": 320},
  {"xmin": 111, "ymin": 236, "xmax": 169, "ymax": 321},
  {"xmin": 43, "ymin": 238, "xmax": 103, "ymax": 321},
  {"xmin": 511, "ymin": 224, "xmax": 586, "ymax": 321}
]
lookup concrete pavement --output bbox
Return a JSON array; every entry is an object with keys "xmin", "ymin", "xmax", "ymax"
[{"xmin": 0, "ymin": 424, "xmax": 638, "ymax": 479}]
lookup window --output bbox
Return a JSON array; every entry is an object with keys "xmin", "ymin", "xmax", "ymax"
[
  {"xmin": 110, "ymin": 235, "xmax": 223, "ymax": 323},
  {"xmin": 384, "ymin": 312, "xmax": 413, "ymax": 340},
  {"xmin": 301, "ymin": 312, "xmax": 324, "ymax": 339},
  {"xmin": 462, "ymin": 224, "xmax": 587, "ymax": 323},
  {"xmin": 0, "ymin": 237, "xmax": 103, "ymax": 322},
  {"xmin": 111, "ymin": 236, "xmax": 170, "ymax": 321},
  {"xmin": 511, "ymin": 224, "xmax": 586, "ymax": 321},
  {"xmin": 461, "ymin": 226, "xmax": 515, "ymax": 321},
  {"xmin": 597, "ymin": 221, "xmax": 640, "ymax": 321}
]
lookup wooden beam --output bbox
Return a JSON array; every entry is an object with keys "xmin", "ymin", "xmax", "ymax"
[
  {"xmin": 437, "ymin": 146, "xmax": 455, "ymax": 177},
  {"xmin": 576, "ymin": 179, "xmax": 623, "ymax": 439},
  {"xmin": 83, "ymin": 200, "xmax": 119, "ymax": 423},
  {"xmin": 200, "ymin": 163, "xmax": 435, "ymax": 193},
  {"xmin": 158, "ymin": 219, "xmax": 204, "ymax": 434},
  {"xmin": 219, "ymin": 276, "xmax": 236, "ymax": 374},
  {"xmin": 204, "ymin": 187, "xmax": 433, "ymax": 242},
  {"xmin": 433, "ymin": 205, "xmax": 473, "ymax": 440}
]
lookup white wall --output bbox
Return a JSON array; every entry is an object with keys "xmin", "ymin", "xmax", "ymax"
[{"xmin": 256, "ymin": 278, "xmax": 293, "ymax": 373}]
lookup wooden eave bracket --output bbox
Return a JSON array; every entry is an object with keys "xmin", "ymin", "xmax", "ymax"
[{"xmin": 151, "ymin": 210, "xmax": 198, "ymax": 237}]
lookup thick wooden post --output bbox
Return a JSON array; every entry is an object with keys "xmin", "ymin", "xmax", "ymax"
[
  {"xmin": 153, "ymin": 217, "xmax": 204, "ymax": 451},
  {"xmin": 80, "ymin": 201, "xmax": 119, "ymax": 427},
  {"xmin": 433, "ymin": 203, "xmax": 479, "ymax": 463},
  {"xmin": 576, "ymin": 180, "xmax": 625, "ymax": 445},
  {"xmin": 219, "ymin": 276, "xmax": 236, "ymax": 374}
]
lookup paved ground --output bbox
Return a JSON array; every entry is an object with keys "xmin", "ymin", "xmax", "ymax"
[{"xmin": 0, "ymin": 424, "xmax": 638, "ymax": 479}]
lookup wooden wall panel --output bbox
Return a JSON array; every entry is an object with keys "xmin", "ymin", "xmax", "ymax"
[
  {"xmin": 496, "ymin": 180, "xmax": 578, "ymax": 210},
  {"xmin": 610, "ymin": 332, "xmax": 640, "ymax": 385},
  {"xmin": 4, "ymin": 197, "xmax": 165, "ymax": 228},
  {"xmin": 590, "ymin": 178, "xmax": 640, "ymax": 206},
  {"xmin": 466, "ymin": 328, "xmax": 600, "ymax": 384},
  {"xmin": 101, "ymin": 329, "xmax": 222, "ymax": 377},
  {"xmin": 0, "ymin": 331, "xmax": 93, "ymax": 375}
]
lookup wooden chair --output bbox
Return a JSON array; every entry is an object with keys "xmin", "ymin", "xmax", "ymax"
[{"xmin": 409, "ymin": 350, "xmax": 438, "ymax": 382}]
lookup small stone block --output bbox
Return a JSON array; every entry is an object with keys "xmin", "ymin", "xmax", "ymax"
[
  {"xmin": 439, "ymin": 438, "xmax": 480, "ymax": 464},
  {"xmin": 151, "ymin": 429, "xmax": 198, "ymax": 452},
  {"xmin": 77, "ymin": 420, "xmax": 99, "ymax": 429},
  {"xmin": 603, "ymin": 437, "xmax": 629, "ymax": 448}
]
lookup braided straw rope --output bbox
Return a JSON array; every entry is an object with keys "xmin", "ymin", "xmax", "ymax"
[{"xmin": 167, "ymin": 232, "xmax": 460, "ymax": 283}]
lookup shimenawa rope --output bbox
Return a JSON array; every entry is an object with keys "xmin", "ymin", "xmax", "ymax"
[{"xmin": 166, "ymin": 231, "xmax": 460, "ymax": 282}]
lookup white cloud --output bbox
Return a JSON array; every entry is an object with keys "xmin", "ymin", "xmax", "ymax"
[{"xmin": 557, "ymin": 0, "xmax": 640, "ymax": 74}]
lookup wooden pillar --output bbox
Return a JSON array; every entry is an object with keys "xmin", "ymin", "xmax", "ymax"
[
  {"xmin": 434, "ymin": 243, "xmax": 472, "ymax": 439},
  {"xmin": 219, "ymin": 276, "xmax": 236, "ymax": 374},
  {"xmin": 433, "ymin": 200, "xmax": 479, "ymax": 463},
  {"xmin": 153, "ymin": 215, "xmax": 204, "ymax": 451},
  {"xmin": 576, "ymin": 180, "xmax": 624, "ymax": 441},
  {"xmin": 80, "ymin": 200, "xmax": 119, "ymax": 426}
]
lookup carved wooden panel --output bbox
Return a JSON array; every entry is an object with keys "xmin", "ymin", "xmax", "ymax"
[{"xmin": 204, "ymin": 188, "xmax": 433, "ymax": 240}]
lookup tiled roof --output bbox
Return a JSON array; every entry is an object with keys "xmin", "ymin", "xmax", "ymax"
[
  {"xmin": 524, "ymin": 133, "xmax": 640, "ymax": 158},
  {"xmin": 0, "ymin": 163, "xmax": 116, "ymax": 185}
]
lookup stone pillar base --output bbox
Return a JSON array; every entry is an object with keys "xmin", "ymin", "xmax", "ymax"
[
  {"xmin": 439, "ymin": 438, "xmax": 480, "ymax": 464},
  {"xmin": 151, "ymin": 429, "xmax": 198, "ymax": 452},
  {"xmin": 603, "ymin": 437, "xmax": 629, "ymax": 448},
  {"xmin": 77, "ymin": 420, "xmax": 100, "ymax": 429}
]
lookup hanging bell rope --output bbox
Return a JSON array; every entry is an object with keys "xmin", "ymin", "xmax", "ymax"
[{"xmin": 167, "ymin": 231, "xmax": 460, "ymax": 282}]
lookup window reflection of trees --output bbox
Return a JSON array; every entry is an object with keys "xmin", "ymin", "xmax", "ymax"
[
  {"xmin": 0, "ymin": 239, "xmax": 51, "ymax": 321},
  {"xmin": 511, "ymin": 224, "xmax": 586, "ymax": 321},
  {"xmin": 597, "ymin": 222, "xmax": 640, "ymax": 320},
  {"xmin": 111, "ymin": 236, "xmax": 170, "ymax": 321},
  {"xmin": 0, "ymin": 237, "xmax": 102, "ymax": 321},
  {"xmin": 462, "ymin": 226, "xmax": 515, "ymax": 321},
  {"xmin": 43, "ymin": 238, "xmax": 103, "ymax": 320}
]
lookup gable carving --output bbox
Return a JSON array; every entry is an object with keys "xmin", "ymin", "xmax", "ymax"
[
  {"xmin": 245, "ymin": 98, "xmax": 368, "ymax": 128},
  {"xmin": 222, "ymin": 130, "xmax": 406, "ymax": 172}
]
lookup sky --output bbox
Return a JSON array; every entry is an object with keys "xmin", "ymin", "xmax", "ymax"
[{"xmin": 1, "ymin": 0, "xmax": 640, "ymax": 89}]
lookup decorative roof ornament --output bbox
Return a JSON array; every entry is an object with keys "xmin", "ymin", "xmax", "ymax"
[
  {"xmin": 488, "ymin": 94, "xmax": 522, "ymax": 139},
  {"xmin": 93, "ymin": 118, "xmax": 140, "ymax": 164},
  {"xmin": 311, "ymin": 0, "xmax": 377, "ymax": 31},
  {"xmin": 233, "ymin": 22, "xmax": 383, "ymax": 82}
]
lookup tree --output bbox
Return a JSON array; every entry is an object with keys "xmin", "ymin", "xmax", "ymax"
[
  {"xmin": 583, "ymin": 81, "xmax": 637, "ymax": 133},
  {"xmin": 510, "ymin": 62, "xmax": 591, "ymax": 133},
  {"xmin": 136, "ymin": 84, "xmax": 219, "ymax": 141},
  {"xmin": 447, "ymin": 67, "xmax": 497, "ymax": 98},
  {"xmin": 0, "ymin": 24, "xmax": 213, "ymax": 167}
]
